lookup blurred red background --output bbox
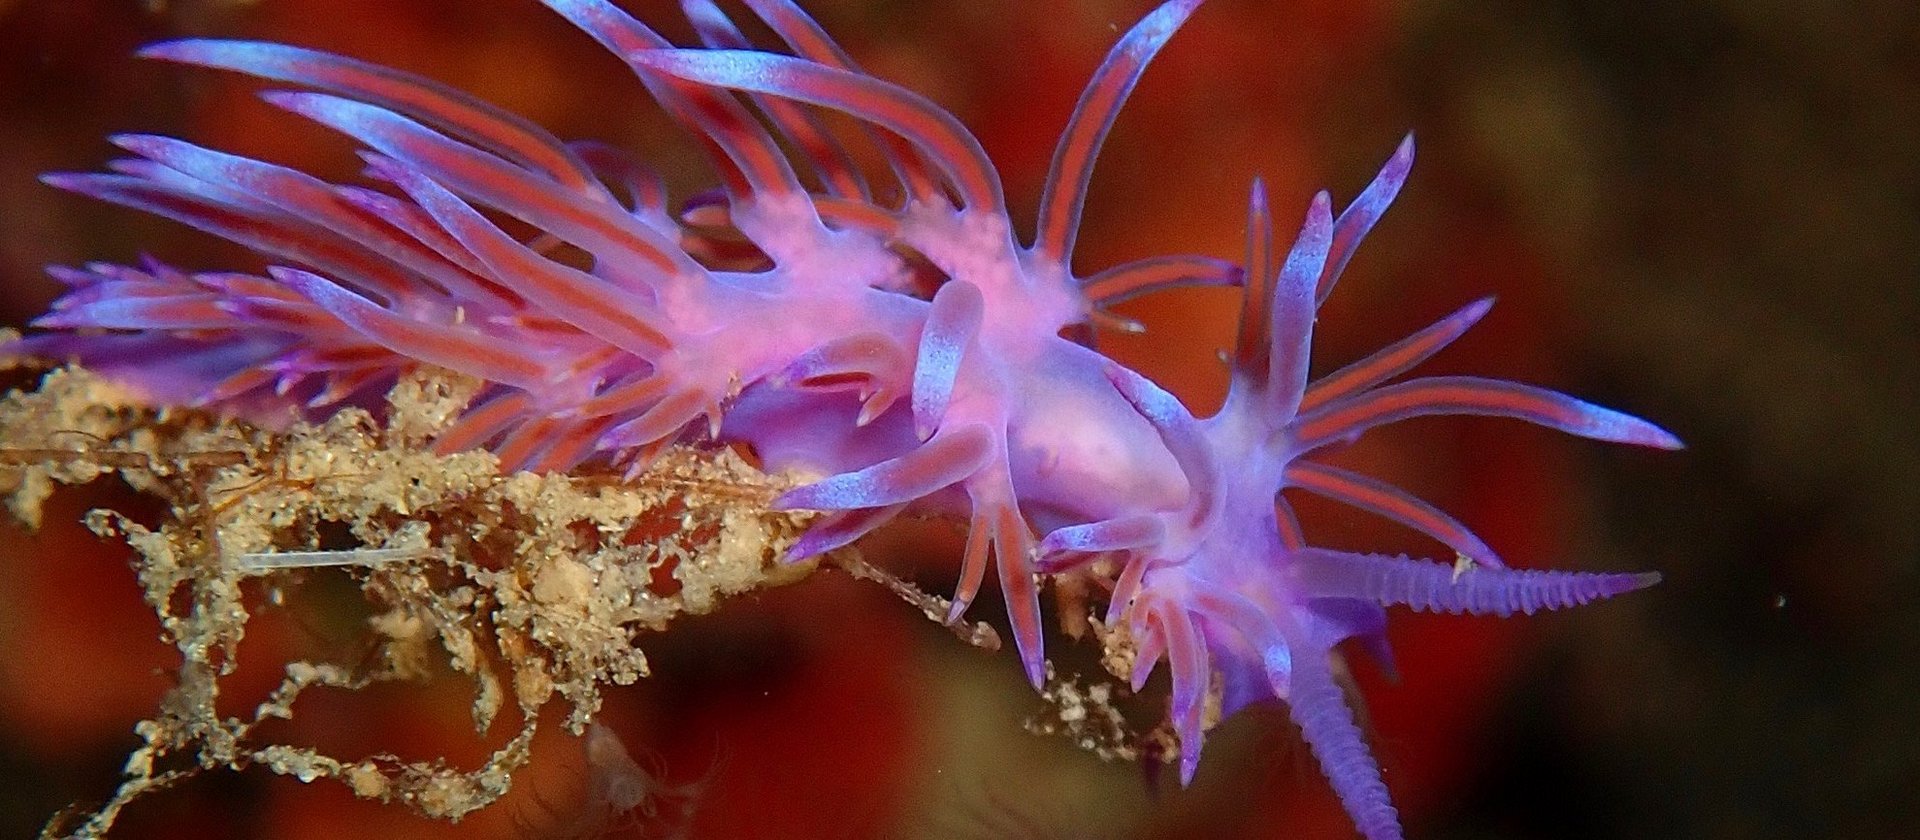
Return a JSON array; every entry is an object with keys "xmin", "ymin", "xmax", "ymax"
[{"xmin": 2, "ymin": 1, "xmax": 1913, "ymax": 838}]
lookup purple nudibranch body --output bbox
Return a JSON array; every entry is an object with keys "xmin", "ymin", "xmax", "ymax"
[{"xmin": 6, "ymin": 2, "xmax": 1680, "ymax": 837}]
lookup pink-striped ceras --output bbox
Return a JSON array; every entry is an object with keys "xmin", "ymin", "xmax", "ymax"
[{"xmin": 8, "ymin": 2, "xmax": 1681, "ymax": 837}]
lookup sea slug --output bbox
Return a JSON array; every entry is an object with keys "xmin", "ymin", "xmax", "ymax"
[{"xmin": 6, "ymin": 2, "xmax": 1680, "ymax": 837}]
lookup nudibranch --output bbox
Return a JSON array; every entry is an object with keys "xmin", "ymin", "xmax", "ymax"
[{"xmin": 6, "ymin": 2, "xmax": 1679, "ymax": 837}]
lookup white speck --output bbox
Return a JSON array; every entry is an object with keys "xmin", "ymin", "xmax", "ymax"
[{"xmin": 1451, "ymin": 553, "xmax": 1475, "ymax": 582}]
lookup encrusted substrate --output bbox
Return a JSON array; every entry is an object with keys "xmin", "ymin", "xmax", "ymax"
[{"xmin": 2, "ymin": 364, "xmax": 825, "ymax": 837}]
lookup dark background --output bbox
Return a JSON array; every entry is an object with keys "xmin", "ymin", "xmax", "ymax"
[{"xmin": 1, "ymin": 0, "xmax": 1914, "ymax": 837}]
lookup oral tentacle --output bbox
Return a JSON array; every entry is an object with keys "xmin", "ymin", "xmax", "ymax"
[
  {"xmin": 912, "ymin": 279, "xmax": 984, "ymax": 440},
  {"xmin": 784, "ymin": 503, "xmax": 907, "ymax": 563},
  {"xmin": 772, "ymin": 423, "xmax": 993, "ymax": 512}
]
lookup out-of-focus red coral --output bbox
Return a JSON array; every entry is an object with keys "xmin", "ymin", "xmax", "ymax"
[
  {"xmin": 0, "ymin": 1, "xmax": 1618, "ymax": 837},
  {"xmin": 0, "ymin": 486, "xmax": 171, "ymax": 755}
]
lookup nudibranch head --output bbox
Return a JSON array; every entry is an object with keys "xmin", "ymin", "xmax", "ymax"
[{"xmin": 1036, "ymin": 140, "xmax": 1676, "ymax": 834}]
